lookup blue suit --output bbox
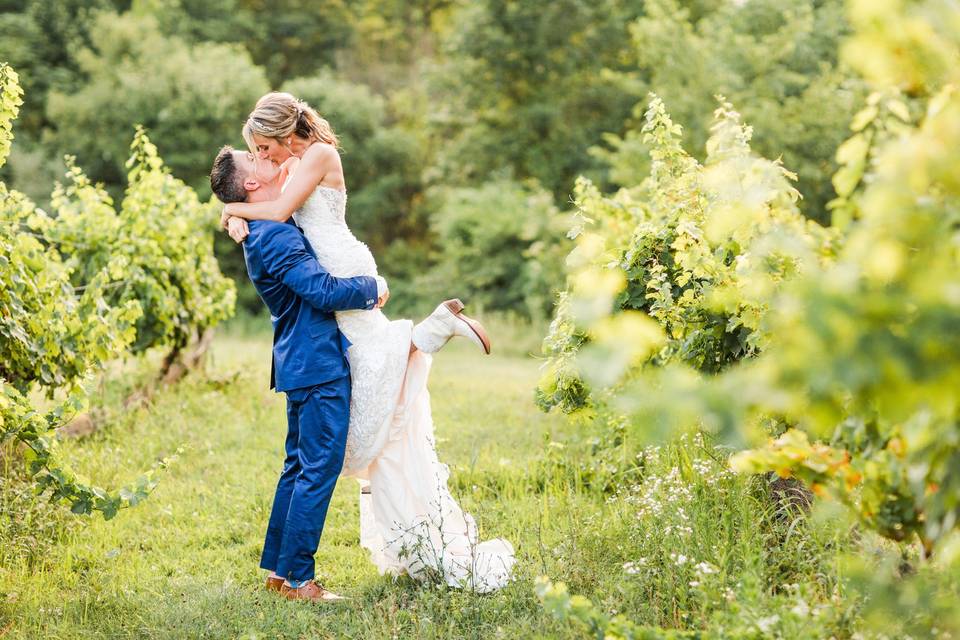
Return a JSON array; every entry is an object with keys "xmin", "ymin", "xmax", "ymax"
[{"xmin": 242, "ymin": 219, "xmax": 378, "ymax": 582}]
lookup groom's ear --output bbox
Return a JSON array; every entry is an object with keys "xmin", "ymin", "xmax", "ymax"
[{"xmin": 243, "ymin": 176, "xmax": 261, "ymax": 193}]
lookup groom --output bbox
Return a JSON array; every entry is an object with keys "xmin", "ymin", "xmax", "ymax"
[{"xmin": 209, "ymin": 146, "xmax": 387, "ymax": 602}]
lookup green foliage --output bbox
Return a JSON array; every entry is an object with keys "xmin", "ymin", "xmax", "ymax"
[
  {"xmin": 537, "ymin": 95, "xmax": 835, "ymax": 413},
  {"xmin": 0, "ymin": 62, "xmax": 23, "ymax": 168},
  {"xmin": 1, "ymin": 335, "xmax": 863, "ymax": 638},
  {"xmin": 702, "ymin": 0, "xmax": 960, "ymax": 554},
  {"xmin": 599, "ymin": 0, "xmax": 862, "ymax": 221},
  {"xmin": 537, "ymin": 7, "xmax": 960, "ymax": 636},
  {"xmin": 45, "ymin": 10, "xmax": 269, "ymax": 194},
  {"xmin": 1, "ymin": 66, "xmax": 226, "ymax": 520},
  {"xmin": 843, "ymin": 533, "xmax": 960, "ymax": 638},
  {"xmin": 0, "ymin": 63, "xmax": 146, "ymax": 518},
  {"xmin": 147, "ymin": 0, "xmax": 354, "ymax": 87},
  {"xmin": 537, "ymin": 577, "xmax": 698, "ymax": 640},
  {"xmin": 0, "ymin": 444, "xmax": 82, "ymax": 570},
  {"xmin": 0, "ymin": 0, "xmax": 117, "ymax": 134},
  {"xmin": 339, "ymin": 0, "xmax": 458, "ymax": 91},
  {"xmin": 721, "ymin": 79, "xmax": 960, "ymax": 550},
  {"xmin": 826, "ymin": 88, "xmax": 917, "ymax": 229},
  {"xmin": 416, "ymin": 179, "xmax": 570, "ymax": 319},
  {"xmin": 1, "ymin": 65, "xmax": 141, "ymax": 392},
  {"xmin": 0, "ymin": 183, "xmax": 140, "ymax": 391},
  {"xmin": 42, "ymin": 129, "xmax": 237, "ymax": 354},
  {"xmin": 5, "ymin": 0, "xmax": 865, "ymax": 320},
  {"xmin": 1, "ymin": 381, "xmax": 180, "ymax": 520},
  {"xmin": 430, "ymin": 0, "xmax": 647, "ymax": 199}
]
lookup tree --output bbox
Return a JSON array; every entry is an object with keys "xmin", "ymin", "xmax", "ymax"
[
  {"xmin": 0, "ymin": 0, "xmax": 119, "ymax": 134},
  {"xmin": 45, "ymin": 10, "xmax": 269, "ymax": 195},
  {"xmin": 429, "ymin": 0, "xmax": 647, "ymax": 200},
  {"xmin": 336, "ymin": 0, "xmax": 458, "ymax": 93},
  {"xmin": 148, "ymin": 0, "xmax": 354, "ymax": 87},
  {"xmin": 417, "ymin": 179, "xmax": 569, "ymax": 319},
  {"xmin": 0, "ymin": 0, "xmax": 121, "ymax": 203},
  {"xmin": 600, "ymin": 0, "xmax": 862, "ymax": 222}
]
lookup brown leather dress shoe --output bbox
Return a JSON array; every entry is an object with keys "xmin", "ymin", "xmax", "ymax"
[
  {"xmin": 265, "ymin": 576, "xmax": 284, "ymax": 592},
  {"xmin": 279, "ymin": 580, "xmax": 346, "ymax": 602}
]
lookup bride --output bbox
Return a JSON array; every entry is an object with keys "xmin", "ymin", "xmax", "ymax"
[{"xmin": 221, "ymin": 92, "xmax": 515, "ymax": 593}]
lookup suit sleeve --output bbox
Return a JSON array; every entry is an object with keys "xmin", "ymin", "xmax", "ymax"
[{"xmin": 259, "ymin": 224, "xmax": 379, "ymax": 312}]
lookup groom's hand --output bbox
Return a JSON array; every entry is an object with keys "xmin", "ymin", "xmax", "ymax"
[{"xmin": 226, "ymin": 216, "xmax": 249, "ymax": 244}]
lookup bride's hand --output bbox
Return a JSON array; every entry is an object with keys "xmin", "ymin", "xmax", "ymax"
[
  {"xmin": 220, "ymin": 206, "xmax": 232, "ymax": 230},
  {"xmin": 226, "ymin": 216, "xmax": 249, "ymax": 244},
  {"xmin": 373, "ymin": 276, "xmax": 389, "ymax": 308}
]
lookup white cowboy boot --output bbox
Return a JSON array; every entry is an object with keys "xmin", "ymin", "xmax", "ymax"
[{"xmin": 412, "ymin": 299, "xmax": 491, "ymax": 355}]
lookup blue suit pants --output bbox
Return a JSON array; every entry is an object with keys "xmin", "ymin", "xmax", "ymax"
[{"xmin": 259, "ymin": 374, "xmax": 351, "ymax": 581}]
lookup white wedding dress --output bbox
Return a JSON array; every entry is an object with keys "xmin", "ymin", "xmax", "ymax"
[{"xmin": 293, "ymin": 184, "xmax": 515, "ymax": 592}]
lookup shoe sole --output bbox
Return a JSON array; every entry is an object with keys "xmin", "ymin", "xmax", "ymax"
[
  {"xmin": 443, "ymin": 299, "xmax": 491, "ymax": 355},
  {"xmin": 279, "ymin": 587, "xmax": 348, "ymax": 602}
]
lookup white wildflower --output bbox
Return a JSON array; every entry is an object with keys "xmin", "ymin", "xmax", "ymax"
[
  {"xmin": 791, "ymin": 599, "xmax": 810, "ymax": 618},
  {"xmin": 756, "ymin": 615, "xmax": 780, "ymax": 634}
]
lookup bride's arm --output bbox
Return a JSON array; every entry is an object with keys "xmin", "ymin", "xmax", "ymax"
[{"xmin": 223, "ymin": 145, "xmax": 339, "ymax": 222}]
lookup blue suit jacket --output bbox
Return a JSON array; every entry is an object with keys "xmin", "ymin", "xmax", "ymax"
[{"xmin": 242, "ymin": 219, "xmax": 378, "ymax": 392}]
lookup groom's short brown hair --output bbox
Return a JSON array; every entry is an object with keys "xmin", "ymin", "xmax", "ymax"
[{"xmin": 210, "ymin": 145, "xmax": 246, "ymax": 204}]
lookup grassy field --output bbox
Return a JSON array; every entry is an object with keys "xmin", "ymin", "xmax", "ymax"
[{"xmin": 0, "ymin": 325, "xmax": 864, "ymax": 639}]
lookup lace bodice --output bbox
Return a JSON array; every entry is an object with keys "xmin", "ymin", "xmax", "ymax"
[{"xmin": 293, "ymin": 186, "xmax": 378, "ymax": 279}]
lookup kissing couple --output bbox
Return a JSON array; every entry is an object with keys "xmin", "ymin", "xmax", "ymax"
[{"xmin": 209, "ymin": 92, "xmax": 515, "ymax": 602}]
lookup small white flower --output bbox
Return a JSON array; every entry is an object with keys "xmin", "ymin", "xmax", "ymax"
[
  {"xmin": 756, "ymin": 615, "xmax": 780, "ymax": 634},
  {"xmin": 791, "ymin": 599, "xmax": 810, "ymax": 617}
]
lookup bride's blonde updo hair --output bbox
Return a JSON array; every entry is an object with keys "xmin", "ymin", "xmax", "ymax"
[{"xmin": 242, "ymin": 91, "xmax": 339, "ymax": 153}]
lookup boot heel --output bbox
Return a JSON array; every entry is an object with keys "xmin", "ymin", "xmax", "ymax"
[{"xmin": 443, "ymin": 298, "xmax": 465, "ymax": 314}]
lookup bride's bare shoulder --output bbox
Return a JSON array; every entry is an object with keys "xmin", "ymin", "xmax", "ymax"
[
  {"xmin": 302, "ymin": 142, "xmax": 344, "ymax": 189},
  {"xmin": 302, "ymin": 142, "xmax": 341, "ymax": 166}
]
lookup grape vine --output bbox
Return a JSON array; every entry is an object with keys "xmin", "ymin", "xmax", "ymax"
[{"xmin": 1, "ymin": 62, "xmax": 233, "ymax": 518}]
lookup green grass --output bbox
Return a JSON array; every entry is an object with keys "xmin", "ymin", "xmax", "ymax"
[{"xmin": 0, "ymin": 330, "xmax": 863, "ymax": 639}]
